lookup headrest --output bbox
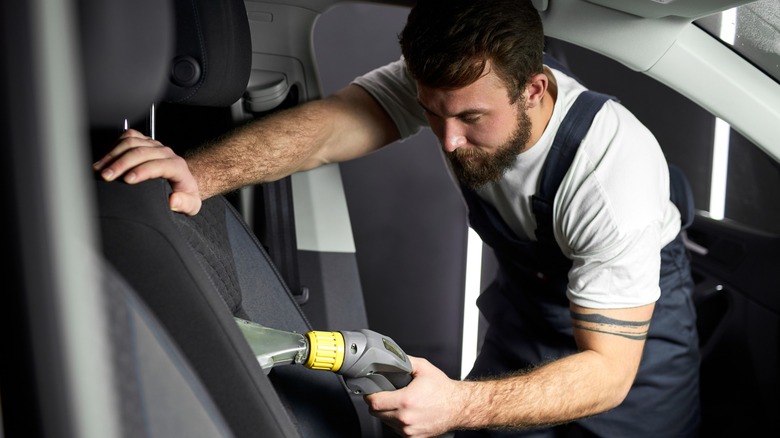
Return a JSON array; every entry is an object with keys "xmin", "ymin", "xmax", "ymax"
[
  {"xmin": 78, "ymin": 0, "xmax": 174, "ymax": 127},
  {"xmin": 163, "ymin": 0, "xmax": 252, "ymax": 107}
]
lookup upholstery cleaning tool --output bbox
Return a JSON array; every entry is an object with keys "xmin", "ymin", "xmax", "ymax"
[{"xmin": 235, "ymin": 317, "xmax": 413, "ymax": 395}]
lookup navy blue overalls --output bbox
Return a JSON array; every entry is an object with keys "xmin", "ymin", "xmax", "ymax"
[{"xmin": 454, "ymin": 90, "xmax": 701, "ymax": 437}]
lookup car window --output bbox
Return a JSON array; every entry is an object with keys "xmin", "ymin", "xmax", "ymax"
[
  {"xmin": 695, "ymin": 0, "xmax": 780, "ymax": 85},
  {"xmin": 693, "ymin": 1, "xmax": 780, "ymax": 235}
]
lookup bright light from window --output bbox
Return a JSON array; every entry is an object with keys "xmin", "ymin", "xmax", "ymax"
[
  {"xmin": 710, "ymin": 118, "xmax": 730, "ymax": 220},
  {"xmin": 709, "ymin": 8, "xmax": 737, "ymax": 220},
  {"xmin": 461, "ymin": 227, "xmax": 483, "ymax": 379},
  {"xmin": 719, "ymin": 8, "xmax": 737, "ymax": 44}
]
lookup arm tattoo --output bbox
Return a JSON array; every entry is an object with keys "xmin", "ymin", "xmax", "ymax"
[{"xmin": 570, "ymin": 311, "xmax": 650, "ymax": 340}]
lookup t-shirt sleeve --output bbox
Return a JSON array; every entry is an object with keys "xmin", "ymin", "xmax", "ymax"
[
  {"xmin": 351, "ymin": 58, "xmax": 428, "ymax": 141},
  {"xmin": 556, "ymin": 100, "xmax": 678, "ymax": 309}
]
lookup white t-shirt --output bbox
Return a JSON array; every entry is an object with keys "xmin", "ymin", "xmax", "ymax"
[{"xmin": 353, "ymin": 58, "xmax": 681, "ymax": 309}]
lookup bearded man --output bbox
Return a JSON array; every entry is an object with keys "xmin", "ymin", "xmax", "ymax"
[{"xmin": 95, "ymin": 1, "xmax": 700, "ymax": 436}]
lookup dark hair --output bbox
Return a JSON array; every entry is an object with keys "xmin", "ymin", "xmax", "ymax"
[{"xmin": 399, "ymin": 0, "xmax": 544, "ymax": 103}]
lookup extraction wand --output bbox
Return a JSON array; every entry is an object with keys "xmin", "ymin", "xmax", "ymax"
[{"xmin": 235, "ymin": 317, "xmax": 413, "ymax": 395}]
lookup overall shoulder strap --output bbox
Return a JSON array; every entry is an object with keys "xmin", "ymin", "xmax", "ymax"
[{"xmin": 532, "ymin": 90, "xmax": 616, "ymax": 242}]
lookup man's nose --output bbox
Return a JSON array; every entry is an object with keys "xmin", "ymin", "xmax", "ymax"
[{"xmin": 442, "ymin": 121, "xmax": 467, "ymax": 152}]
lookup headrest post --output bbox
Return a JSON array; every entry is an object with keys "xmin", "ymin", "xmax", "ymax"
[{"xmin": 149, "ymin": 104, "xmax": 157, "ymax": 139}]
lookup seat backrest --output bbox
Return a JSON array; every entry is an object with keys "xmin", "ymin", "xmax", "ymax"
[{"xmin": 92, "ymin": 0, "xmax": 373, "ymax": 436}]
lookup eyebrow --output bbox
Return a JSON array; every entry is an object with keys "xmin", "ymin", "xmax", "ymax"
[{"xmin": 416, "ymin": 99, "xmax": 486, "ymax": 119}]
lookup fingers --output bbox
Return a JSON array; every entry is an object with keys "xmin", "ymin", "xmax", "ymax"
[
  {"xmin": 364, "ymin": 355, "xmax": 423, "ymax": 412},
  {"xmin": 93, "ymin": 129, "xmax": 156, "ymax": 169},
  {"xmin": 114, "ymin": 152, "xmax": 202, "ymax": 216},
  {"xmin": 365, "ymin": 386, "xmax": 403, "ymax": 412},
  {"xmin": 117, "ymin": 128, "xmax": 146, "ymax": 140},
  {"xmin": 93, "ymin": 135, "xmax": 166, "ymax": 178},
  {"xmin": 364, "ymin": 393, "xmax": 405, "ymax": 436},
  {"xmin": 93, "ymin": 130, "xmax": 203, "ymax": 216},
  {"xmin": 364, "ymin": 355, "xmax": 458, "ymax": 437}
]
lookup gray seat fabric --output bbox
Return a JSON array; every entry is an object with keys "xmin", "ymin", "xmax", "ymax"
[
  {"xmin": 102, "ymin": 257, "xmax": 235, "ymax": 438},
  {"xmin": 96, "ymin": 178, "xmax": 363, "ymax": 437}
]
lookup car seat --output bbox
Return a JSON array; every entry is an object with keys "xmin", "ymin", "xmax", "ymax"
[
  {"xmin": 77, "ymin": 0, "xmax": 271, "ymax": 436},
  {"xmin": 91, "ymin": 0, "xmax": 378, "ymax": 436},
  {"xmin": 99, "ymin": 253, "xmax": 240, "ymax": 437}
]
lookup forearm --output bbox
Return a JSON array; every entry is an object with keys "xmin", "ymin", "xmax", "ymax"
[
  {"xmin": 454, "ymin": 303, "xmax": 653, "ymax": 431},
  {"xmin": 367, "ymin": 295, "xmax": 650, "ymax": 437},
  {"xmin": 457, "ymin": 350, "xmax": 629, "ymax": 430},
  {"xmin": 368, "ymin": 349, "xmax": 637, "ymax": 437},
  {"xmin": 185, "ymin": 101, "xmax": 334, "ymax": 199},
  {"xmin": 185, "ymin": 84, "xmax": 399, "ymax": 200}
]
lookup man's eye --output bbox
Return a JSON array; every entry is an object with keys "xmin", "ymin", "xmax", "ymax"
[{"xmin": 461, "ymin": 115, "xmax": 481, "ymax": 123}]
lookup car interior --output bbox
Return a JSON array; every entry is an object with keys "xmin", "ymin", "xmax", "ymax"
[{"xmin": 1, "ymin": 0, "xmax": 778, "ymax": 437}]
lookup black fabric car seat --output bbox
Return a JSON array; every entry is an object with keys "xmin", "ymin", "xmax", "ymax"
[
  {"xmin": 78, "ymin": 0, "xmax": 262, "ymax": 436},
  {"xmin": 92, "ymin": 0, "xmax": 373, "ymax": 436},
  {"xmin": 96, "ymin": 180, "xmax": 364, "ymax": 437},
  {"xmin": 100, "ymin": 254, "xmax": 238, "ymax": 438}
]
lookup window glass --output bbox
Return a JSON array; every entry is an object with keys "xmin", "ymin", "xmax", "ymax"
[
  {"xmin": 695, "ymin": 0, "xmax": 780, "ymax": 84},
  {"xmin": 692, "ymin": 1, "xmax": 780, "ymax": 235}
]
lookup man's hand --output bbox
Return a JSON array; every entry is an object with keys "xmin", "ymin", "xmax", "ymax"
[
  {"xmin": 93, "ymin": 129, "xmax": 202, "ymax": 215},
  {"xmin": 365, "ymin": 356, "xmax": 469, "ymax": 438}
]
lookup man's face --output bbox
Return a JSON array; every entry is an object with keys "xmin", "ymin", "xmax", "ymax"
[{"xmin": 417, "ymin": 66, "xmax": 532, "ymax": 190}]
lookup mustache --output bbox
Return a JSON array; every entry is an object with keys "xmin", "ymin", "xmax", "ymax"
[{"xmin": 446, "ymin": 147, "xmax": 488, "ymax": 161}]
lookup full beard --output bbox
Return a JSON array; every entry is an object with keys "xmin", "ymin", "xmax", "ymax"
[{"xmin": 446, "ymin": 109, "xmax": 532, "ymax": 190}]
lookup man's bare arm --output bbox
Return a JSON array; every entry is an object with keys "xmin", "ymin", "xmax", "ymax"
[
  {"xmin": 93, "ymin": 84, "xmax": 399, "ymax": 215},
  {"xmin": 188, "ymin": 84, "xmax": 400, "ymax": 199},
  {"xmin": 366, "ymin": 303, "xmax": 654, "ymax": 437}
]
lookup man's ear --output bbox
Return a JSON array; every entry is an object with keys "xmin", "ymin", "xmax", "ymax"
[{"xmin": 525, "ymin": 73, "xmax": 548, "ymax": 108}]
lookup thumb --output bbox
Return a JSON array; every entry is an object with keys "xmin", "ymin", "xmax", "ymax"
[{"xmin": 170, "ymin": 191, "xmax": 202, "ymax": 216}]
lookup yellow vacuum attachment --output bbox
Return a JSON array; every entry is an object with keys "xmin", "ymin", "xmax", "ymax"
[{"xmin": 304, "ymin": 331, "xmax": 345, "ymax": 372}]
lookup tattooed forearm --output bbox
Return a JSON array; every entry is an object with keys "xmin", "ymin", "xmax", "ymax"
[{"xmin": 570, "ymin": 312, "xmax": 650, "ymax": 340}]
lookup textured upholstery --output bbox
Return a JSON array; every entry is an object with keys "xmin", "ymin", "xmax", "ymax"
[{"xmin": 97, "ymin": 178, "xmax": 362, "ymax": 437}]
